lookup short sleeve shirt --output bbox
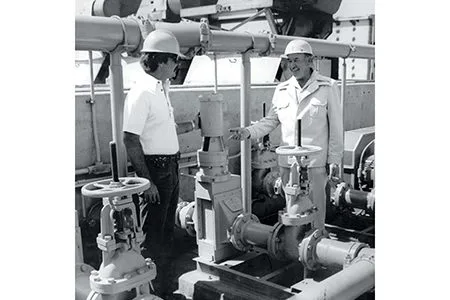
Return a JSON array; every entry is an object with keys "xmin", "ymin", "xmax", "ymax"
[{"xmin": 123, "ymin": 73, "xmax": 179, "ymax": 155}]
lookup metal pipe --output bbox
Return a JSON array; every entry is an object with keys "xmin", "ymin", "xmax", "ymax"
[
  {"xmin": 88, "ymin": 51, "xmax": 102, "ymax": 164},
  {"xmin": 75, "ymin": 16, "xmax": 141, "ymax": 52},
  {"xmin": 340, "ymin": 60, "xmax": 347, "ymax": 178},
  {"xmin": 229, "ymin": 9, "xmax": 266, "ymax": 31},
  {"xmin": 109, "ymin": 52, "xmax": 128, "ymax": 177},
  {"xmin": 292, "ymin": 257, "xmax": 375, "ymax": 300},
  {"xmin": 213, "ymin": 53, "xmax": 218, "ymax": 93},
  {"xmin": 345, "ymin": 189, "xmax": 375, "ymax": 211},
  {"xmin": 314, "ymin": 238, "xmax": 367, "ymax": 267},
  {"xmin": 264, "ymin": 8, "xmax": 278, "ymax": 34},
  {"xmin": 241, "ymin": 52, "xmax": 252, "ymax": 214},
  {"xmin": 75, "ymin": 16, "xmax": 375, "ymax": 59},
  {"xmin": 242, "ymin": 222, "xmax": 273, "ymax": 246}
]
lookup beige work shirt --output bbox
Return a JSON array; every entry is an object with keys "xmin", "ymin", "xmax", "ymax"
[
  {"xmin": 247, "ymin": 71, "xmax": 343, "ymax": 168},
  {"xmin": 123, "ymin": 73, "xmax": 179, "ymax": 155}
]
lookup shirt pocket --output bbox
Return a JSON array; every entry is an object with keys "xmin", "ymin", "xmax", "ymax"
[
  {"xmin": 309, "ymin": 98, "xmax": 327, "ymax": 118},
  {"xmin": 274, "ymin": 96, "xmax": 291, "ymax": 122}
]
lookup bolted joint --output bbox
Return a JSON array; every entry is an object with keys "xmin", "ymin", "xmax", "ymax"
[
  {"xmin": 229, "ymin": 213, "xmax": 260, "ymax": 252},
  {"xmin": 284, "ymin": 184, "xmax": 301, "ymax": 197},
  {"xmin": 333, "ymin": 182, "xmax": 350, "ymax": 207},
  {"xmin": 298, "ymin": 228, "xmax": 328, "ymax": 270}
]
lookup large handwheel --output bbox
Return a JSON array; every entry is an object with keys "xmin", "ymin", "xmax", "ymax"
[
  {"xmin": 82, "ymin": 177, "xmax": 150, "ymax": 198},
  {"xmin": 275, "ymin": 145, "xmax": 322, "ymax": 157}
]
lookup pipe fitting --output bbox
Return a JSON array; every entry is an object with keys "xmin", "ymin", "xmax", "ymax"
[
  {"xmin": 298, "ymin": 228, "xmax": 328, "ymax": 270},
  {"xmin": 229, "ymin": 213, "xmax": 261, "ymax": 252},
  {"xmin": 199, "ymin": 18, "xmax": 211, "ymax": 52},
  {"xmin": 175, "ymin": 201, "xmax": 196, "ymax": 237}
]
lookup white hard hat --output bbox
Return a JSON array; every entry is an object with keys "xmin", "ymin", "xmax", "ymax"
[
  {"xmin": 281, "ymin": 39, "xmax": 314, "ymax": 58},
  {"xmin": 141, "ymin": 29, "xmax": 184, "ymax": 57}
]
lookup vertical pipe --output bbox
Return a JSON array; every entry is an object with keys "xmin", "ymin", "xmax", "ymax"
[
  {"xmin": 297, "ymin": 119, "xmax": 302, "ymax": 147},
  {"xmin": 340, "ymin": 59, "xmax": 347, "ymax": 178},
  {"xmin": 88, "ymin": 51, "xmax": 102, "ymax": 164},
  {"xmin": 109, "ymin": 52, "xmax": 128, "ymax": 177},
  {"xmin": 213, "ymin": 53, "xmax": 218, "ymax": 94},
  {"xmin": 241, "ymin": 52, "xmax": 252, "ymax": 214}
]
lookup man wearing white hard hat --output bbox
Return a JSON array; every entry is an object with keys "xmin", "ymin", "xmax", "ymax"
[
  {"xmin": 123, "ymin": 29, "xmax": 198, "ymax": 298},
  {"xmin": 230, "ymin": 39, "xmax": 343, "ymax": 230}
]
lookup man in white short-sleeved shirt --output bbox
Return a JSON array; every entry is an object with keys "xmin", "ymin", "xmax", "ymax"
[{"xmin": 123, "ymin": 29, "xmax": 198, "ymax": 298}]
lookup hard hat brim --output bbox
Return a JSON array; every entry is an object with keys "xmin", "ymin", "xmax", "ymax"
[{"xmin": 141, "ymin": 48, "xmax": 187, "ymax": 59}]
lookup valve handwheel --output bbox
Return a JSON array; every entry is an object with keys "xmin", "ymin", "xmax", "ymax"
[
  {"xmin": 82, "ymin": 177, "xmax": 150, "ymax": 198},
  {"xmin": 275, "ymin": 145, "xmax": 321, "ymax": 157}
]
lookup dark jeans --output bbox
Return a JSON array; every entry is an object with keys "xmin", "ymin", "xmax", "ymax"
[{"xmin": 141, "ymin": 153, "xmax": 180, "ymax": 296}]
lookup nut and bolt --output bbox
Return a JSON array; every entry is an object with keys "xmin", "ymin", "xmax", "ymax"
[
  {"xmin": 107, "ymin": 278, "xmax": 116, "ymax": 284},
  {"xmin": 93, "ymin": 276, "xmax": 101, "ymax": 282},
  {"xmin": 91, "ymin": 270, "xmax": 99, "ymax": 276},
  {"xmin": 104, "ymin": 235, "xmax": 112, "ymax": 241},
  {"xmin": 124, "ymin": 274, "xmax": 132, "ymax": 279},
  {"xmin": 137, "ymin": 268, "xmax": 145, "ymax": 275}
]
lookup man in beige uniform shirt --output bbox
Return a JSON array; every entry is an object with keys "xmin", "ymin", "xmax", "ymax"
[
  {"xmin": 230, "ymin": 39, "xmax": 343, "ymax": 230},
  {"xmin": 123, "ymin": 29, "xmax": 198, "ymax": 298}
]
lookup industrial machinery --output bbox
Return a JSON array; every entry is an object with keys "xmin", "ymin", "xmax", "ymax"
[{"xmin": 75, "ymin": 0, "xmax": 375, "ymax": 299}]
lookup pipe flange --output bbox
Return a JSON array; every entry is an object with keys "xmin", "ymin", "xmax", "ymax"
[
  {"xmin": 298, "ymin": 228, "xmax": 328, "ymax": 270},
  {"xmin": 367, "ymin": 190, "xmax": 375, "ymax": 211},
  {"xmin": 345, "ymin": 251, "xmax": 375, "ymax": 270},
  {"xmin": 344, "ymin": 245, "xmax": 373, "ymax": 268},
  {"xmin": 229, "ymin": 213, "xmax": 259, "ymax": 252},
  {"xmin": 279, "ymin": 208, "xmax": 316, "ymax": 227},
  {"xmin": 175, "ymin": 201, "xmax": 189, "ymax": 228},
  {"xmin": 267, "ymin": 222, "xmax": 286, "ymax": 261},
  {"xmin": 333, "ymin": 182, "xmax": 350, "ymax": 207}
]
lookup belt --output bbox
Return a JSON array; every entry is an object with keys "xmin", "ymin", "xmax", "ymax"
[{"xmin": 145, "ymin": 152, "xmax": 180, "ymax": 168}]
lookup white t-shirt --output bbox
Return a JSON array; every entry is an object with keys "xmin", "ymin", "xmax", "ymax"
[{"xmin": 123, "ymin": 73, "xmax": 179, "ymax": 155}]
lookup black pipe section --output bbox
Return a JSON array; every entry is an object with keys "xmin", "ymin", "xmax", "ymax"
[
  {"xmin": 346, "ymin": 189, "xmax": 375, "ymax": 211},
  {"xmin": 109, "ymin": 141, "xmax": 119, "ymax": 182},
  {"xmin": 262, "ymin": 103, "xmax": 269, "ymax": 145},
  {"xmin": 297, "ymin": 119, "xmax": 302, "ymax": 147}
]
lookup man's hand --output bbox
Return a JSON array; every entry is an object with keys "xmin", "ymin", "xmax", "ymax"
[
  {"xmin": 142, "ymin": 183, "xmax": 160, "ymax": 205},
  {"xmin": 229, "ymin": 127, "xmax": 251, "ymax": 140},
  {"xmin": 328, "ymin": 163, "xmax": 340, "ymax": 182}
]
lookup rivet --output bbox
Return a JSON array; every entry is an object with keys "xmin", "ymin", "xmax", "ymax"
[
  {"xmin": 137, "ymin": 268, "xmax": 145, "ymax": 274},
  {"xmin": 124, "ymin": 274, "xmax": 132, "ymax": 279}
]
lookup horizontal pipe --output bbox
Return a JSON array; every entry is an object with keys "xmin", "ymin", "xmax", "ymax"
[
  {"xmin": 75, "ymin": 16, "xmax": 142, "ymax": 52},
  {"xmin": 292, "ymin": 258, "xmax": 375, "ymax": 300},
  {"xmin": 75, "ymin": 16, "xmax": 375, "ymax": 59},
  {"xmin": 345, "ymin": 189, "xmax": 375, "ymax": 210},
  {"xmin": 314, "ymin": 238, "xmax": 366, "ymax": 267},
  {"xmin": 242, "ymin": 222, "xmax": 273, "ymax": 246}
]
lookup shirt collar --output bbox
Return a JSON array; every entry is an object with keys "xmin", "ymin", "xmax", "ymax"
[{"xmin": 290, "ymin": 69, "xmax": 318, "ymax": 90}]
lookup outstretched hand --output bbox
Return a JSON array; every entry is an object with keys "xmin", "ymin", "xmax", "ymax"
[{"xmin": 229, "ymin": 127, "xmax": 251, "ymax": 140}]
